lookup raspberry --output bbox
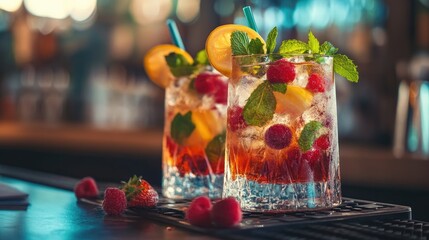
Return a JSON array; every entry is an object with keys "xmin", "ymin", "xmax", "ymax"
[
  {"xmin": 213, "ymin": 80, "xmax": 228, "ymax": 104},
  {"xmin": 102, "ymin": 188, "xmax": 127, "ymax": 216},
  {"xmin": 228, "ymin": 106, "xmax": 247, "ymax": 131},
  {"xmin": 74, "ymin": 177, "xmax": 99, "ymax": 199},
  {"xmin": 264, "ymin": 124, "xmax": 292, "ymax": 149},
  {"xmin": 194, "ymin": 72, "xmax": 217, "ymax": 94},
  {"xmin": 186, "ymin": 196, "xmax": 213, "ymax": 227},
  {"xmin": 302, "ymin": 149, "xmax": 322, "ymax": 164},
  {"xmin": 306, "ymin": 73, "xmax": 325, "ymax": 93},
  {"xmin": 189, "ymin": 155, "xmax": 210, "ymax": 176},
  {"xmin": 314, "ymin": 134, "xmax": 330, "ymax": 150},
  {"xmin": 211, "ymin": 197, "xmax": 242, "ymax": 228},
  {"xmin": 267, "ymin": 59, "xmax": 296, "ymax": 83}
]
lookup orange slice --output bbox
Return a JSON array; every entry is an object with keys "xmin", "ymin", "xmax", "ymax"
[
  {"xmin": 205, "ymin": 24, "xmax": 265, "ymax": 78},
  {"xmin": 143, "ymin": 44, "xmax": 193, "ymax": 88},
  {"xmin": 274, "ymin": 86, "xmax": 313, "ymax": 120},
  {"xmin": 184, "ymin": 109, "xmax": 223, "ymax": 147}
]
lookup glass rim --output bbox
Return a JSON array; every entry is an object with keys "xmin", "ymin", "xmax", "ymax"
[{"xmin": 231, "ymin": 53, "xmax": 333, "ymax": 59}]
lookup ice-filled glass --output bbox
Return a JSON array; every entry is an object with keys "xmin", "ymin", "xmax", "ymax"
[
  {"xmin": 162, "ymin": 68, "xmax": 227, "ymax": 199},
  {"xmin": 224, "ymin": 54, "xmax": 341, "ymax": 211}
]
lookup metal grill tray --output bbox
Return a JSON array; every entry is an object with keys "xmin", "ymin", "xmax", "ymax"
[{"xmin": 126, "ymin": 197, "xmax": 412, "ymax": 238}]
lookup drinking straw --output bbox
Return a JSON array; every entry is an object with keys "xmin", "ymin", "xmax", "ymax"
[
  {"xmin": 166, "ymin": 19, "xmax": 185, "ymax": 50},
  {"xmin": 243, "ymin": 6, "xmax": 259, "ymax": 33}
]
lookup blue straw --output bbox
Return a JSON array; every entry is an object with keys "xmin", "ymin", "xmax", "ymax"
[
  {"xmin": 243, "ymin": 6, "xmax": 259, "ymax": 33},
  {"xmin": 166, "ymin": 19, "xmax": 185, "ymax": 50}
]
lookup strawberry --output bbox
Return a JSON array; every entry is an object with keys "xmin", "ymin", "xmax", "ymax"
[
  {"xmin": 102, "ymin": 187, "xmax": 127, "ymax": 215},
  {"xmin": 264, "ymin": 124, "xmax": 292, "ymax": 149},
  {"xmin": 74, "ymin": 177, "xmax": 99, "ymax": 199},
  {"xmin": 306, "ymin": 73, "xmax": 325, "ymax": 93},
  {"xmin": 186, "ymin": 196, "xmax": 213, "ymax": 227},
  {"xmin": 121, "ymin": 175, "xmax": 159, "ymax": 208},
  {"xmin": 267, "ymin": 59, "xmax": 296, "ymax": 83},
  {"xmin": 211, "ymin": 197, "xmax": 242, "ymax": 228}
]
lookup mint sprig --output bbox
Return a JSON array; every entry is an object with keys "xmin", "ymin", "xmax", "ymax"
[
  {"xmin": 231, "ymin": 31, "xmax": 264, "ymax": 55},
  {"xmin": 308, "ymin": 31, "xmax": 320, "ymax": 54},
  {"xmin": 170, "ymin": 111, "xmax": 195, "ymax": 145},
  {"xmin": 243, "ymin": 81, "xmax": 281, "ymax": 126},
  {"xmin": 266, "ymin": 27, "xmax": 278, "ymax": 54},
  {"xmin": 165, "ymin": 50, "xmax": 209, "ymax": 78},
  {"xmin": 205, "ymin": 132, "xmax": 226, "ymax": 164},
  {"xmin": 279, "ymin": 39, "xmax": 308, "ymax": 54},
  {"xmin": 333, "ymin": 54, "xmax": 359, "ymax": 83},
  {"xmin": 298, "ymin": 121, "xmax": 323, "ymax": 151}
]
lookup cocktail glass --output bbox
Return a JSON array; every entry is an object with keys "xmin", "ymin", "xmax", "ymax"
[
  {"xmin": 224, "ymin": 54, "xmax": 341, "ymax": 211},
  {"xmin": 162, "ymin": 68, "xmax": 227, "ymax": 199}
]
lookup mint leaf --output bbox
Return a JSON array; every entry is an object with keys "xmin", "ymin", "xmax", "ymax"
[
  {"xmin": 298, "ymin": 121, "xmax": 323, "ymax": 151},
  {"xmin": 279, "ymin": 40, "xmax": 308, "ymax": 54},
  {"xmin": 334, "ymin": 54, "xmax": 359, "ymax": 82},
  {"xmin": 266, "ymin": 27, "xmax": 278, "ymax": 54},
  {"xmin": 195, "ymin": 50, "xmax": 209, "ymax": 65},
  {"xmin": 170, "ymin": 111, "xmax": 195, "ymax": 145},
  {"xmin": 165, "ymin": 53, "xmax": 196, "ymax": 77},
  {"xmin": 205, "ymin": 132, "xmax": 226, "ymax": 165},
  {"xmin": 231, "ymin": 31, "xmax": 249, "ymax": 55},
  {"xmin": 271, "ymin": 83, "xmax": 287, "ymax": 94},
  {"xmin": 248, "ymin": 38, "xmax": 265, "ymax": 54},
  {"xmin": 320, "ymin": 41, "xmax": 338, "ymax": 55},
  {"xmin": 308, "ymin": 31, "xmax": 320, "ymax": 54},
  {"xmin": 243, "ymin": 81, "xmax": 276, "ymax": 126}
]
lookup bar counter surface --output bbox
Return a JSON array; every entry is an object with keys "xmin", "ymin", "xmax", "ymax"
[{"xmin": 0, "ymin": 174, "xmax": 217, "ymax": 240}]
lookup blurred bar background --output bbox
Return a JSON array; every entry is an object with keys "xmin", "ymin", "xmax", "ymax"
[{"xmin": 0, "ymin": 0, "xmax": 428, "ymax": 219}]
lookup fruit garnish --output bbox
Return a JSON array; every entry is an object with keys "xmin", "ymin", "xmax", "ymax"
[
  {"xmin": 227, "ymin": 106, "xmax": 247, "ymax": 131},
  {"xmin": 121, "ymin": 175, "xmax": 159, "ymax": 208},
  {"xmin": 298, "ymin": 121, "xmax": 323, "ymax": 151},
  {"xmin": 184, "ymin": 109, "xmax": 223, "ymax": 146},
  {"xmin": 306, "ymin": 73, "xmax": 325, "ymax": 93},
  {"xmin": 74, "ymin": 177, "xmax": 99, "ymax": 199},
  {"xmin": 278, "ymin": 31, "xmax": 358, "ymax": 83},
  {"xmin": 205, "ymin": 24, "xmax": 265, "ymax": 77},
  {"xmin": 205, "ymin": 133, "xmax": 226, "ymax": 174},
  {"xmin": 211, "ymin": 197, "xmax": 242, "ymax": 228},
  {"xmin": 186, "ymin": 196, "xmax": 213, "ymax": 227},
  {"xmin": 242, "ymin": 81, "xmax": 286, "ymax": 127},
  {"xmin": 143, "ymin": 44, "xmax": 193, "ymax": 88},
  {"xmin": 170, "ymin": 111, "xmax": 195, "ymax": 145},
  {"xmin": 314, "ymin": 134, "xmax": 330, "ymax": 150},
  {"xmin": 267, "ymin": 59, "xmax": 296, "ymax": 83},
  {"xmin": 264, "ymin": 124, "xmax": 292, "ymax": 150},
  {"xmin": 194, "ymin": 72, "xmax": 228, "ymax": 104},
  {"xmin": 102, "ymin": 187, "xmax": 127, "ymax": 216},
  {"xmin": 302, "ymin": 148, "xmax": 322, "ymax": 164},
  {"xmin": 273, "ymin": 85, "xmax": 313, "ymax": 119}
]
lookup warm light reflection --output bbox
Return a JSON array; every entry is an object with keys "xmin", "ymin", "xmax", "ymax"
[
  {"xmin": 24, "ymin": 0, "xmax": 69, "ymax": 19},
  {"xmin": 130, "ymin": 0, "xmax": 172, "ymax": 26},
  {"xmin": 0, "ymin": 0, "xmax": 22, "ymax": 12},
  {"xmin": 177, "ymin": 0, "xmax": 200, "ymax": 23},
  {"xmin": 23, "ymin": 0, "xmax": 96, "ymax": 21},
  {"xmin": 70, "ymin": 0, "xmax": 96, "ymax": 22}
]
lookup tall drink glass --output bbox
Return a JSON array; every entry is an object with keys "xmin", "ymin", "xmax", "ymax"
[
  {"xmin": 163, "ymin": 67, "xmax": 227, "ymax": 199},
  {"xmin": 224, "ymin": 54, "xmax": 341, "ymax": 211}
]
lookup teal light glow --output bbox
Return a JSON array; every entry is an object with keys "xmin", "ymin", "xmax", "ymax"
[{"xmin": 420, "ymin": 82, "xmax": 429, "ymax": 155}]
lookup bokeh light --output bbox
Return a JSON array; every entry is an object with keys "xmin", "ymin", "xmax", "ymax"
[
  {"xmin": 176, "ymin": 0, "xmax": 200, "ymax": 23},
  {"xmin": 130, "ymin": 0, "xmax": 172, "ymax": 26},
  {"xmin": 0, "ymin": 0, "xmax": 22, "ymax": 12}
]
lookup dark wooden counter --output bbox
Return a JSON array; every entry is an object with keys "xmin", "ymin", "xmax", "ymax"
[{"xmin": 0, "ymin": 175, "xmax": 217, "ymax": 240}]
